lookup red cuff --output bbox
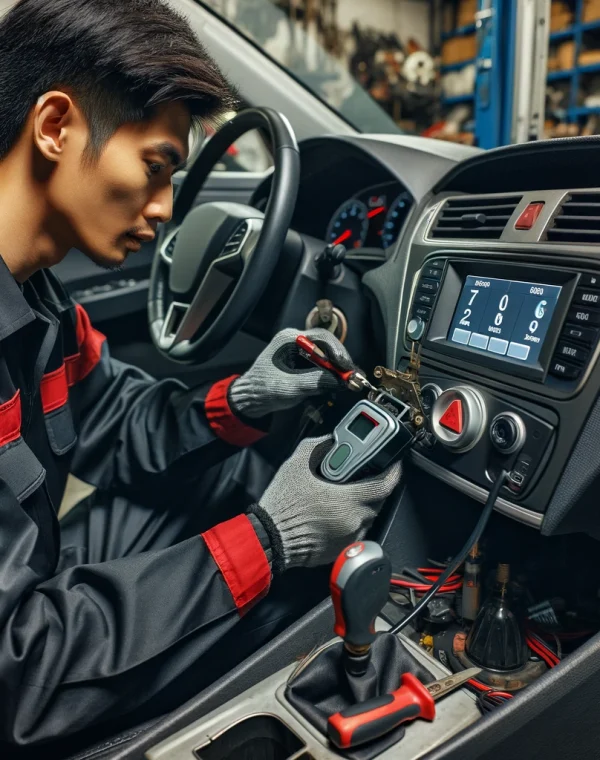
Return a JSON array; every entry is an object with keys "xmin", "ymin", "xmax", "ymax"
[
  {"xmin": 205, "ymin": 375, "xmax": 267, "ymax": 447},
  {"xmin": 202, "ymin": 514, "xmax": 271, "ymax": 616}
]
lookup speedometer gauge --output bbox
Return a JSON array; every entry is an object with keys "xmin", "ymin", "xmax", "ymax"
[
  {"xmin": 382, "ymin": 192, "xmax": 411, "ymax": 248},
  {"xmin": 326, "ymin": 199, "xmax": 369, "ymax": 250}
]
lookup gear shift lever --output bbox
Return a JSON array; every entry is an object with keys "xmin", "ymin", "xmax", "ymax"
[{"xmin": 330, "ymin": 541, "xmax": 392, "ymax": 677}]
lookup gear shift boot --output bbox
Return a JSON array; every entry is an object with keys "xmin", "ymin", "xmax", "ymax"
[{"xmin": 285, "ymin": 633, "xmax": 435, "ymax": 759}]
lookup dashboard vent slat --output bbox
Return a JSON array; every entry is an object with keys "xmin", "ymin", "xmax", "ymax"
[
  {"xmin": 430, "ymin": 195, "xmax": 522, "ymax": 240},
  {"xmin": 547, "ymin": 192, "xmax": 600, "ymax": 244}
]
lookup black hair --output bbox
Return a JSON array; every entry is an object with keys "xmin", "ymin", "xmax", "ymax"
[{"xmin": 0, "ymin": 0, "xmax": 238, "ymax": 160}]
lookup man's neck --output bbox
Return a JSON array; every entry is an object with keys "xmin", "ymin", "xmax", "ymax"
[{"xmin": 0, "ymin": 149, "xmax": 72, "ymax": 283}]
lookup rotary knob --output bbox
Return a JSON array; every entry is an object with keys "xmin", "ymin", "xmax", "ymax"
[
  {"xmin": 490, "ymin": 412, "xmax": 526, "ymax": 455},
  {"xmin": 406, "ymin": 316, "xmax": 425, "ymax": 341},
  {"xmin": 431, "ymin": 386, "xmax": 487, "ymax": 453}
]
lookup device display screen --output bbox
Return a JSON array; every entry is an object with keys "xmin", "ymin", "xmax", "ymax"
[
  {"xmin": 448, "ymin": 275, "xmax": 562, "ymax": 366},
  {"xmin": 348, "ymin": 412, "xmax": 378, "ymax": 440}
]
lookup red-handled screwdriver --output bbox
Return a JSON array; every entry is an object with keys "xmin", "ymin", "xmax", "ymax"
[
  {"xmin": 296, "ymin": 335, "xmax": 375, "ymax": 393},
  {"xmin": 327, "ymin": 667, "xmax": 481, "ymax": 750}
]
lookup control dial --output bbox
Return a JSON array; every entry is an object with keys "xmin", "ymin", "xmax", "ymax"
[
  {"xmin": 431, "ymin": 386, "xmax": 487, "ymax": 453},
  {"xmin": 420, "ymin": 383, "xmax": 442, "ymax": 414},
  {"xmin": 489, "ymin": 412, "xmax": 526, "ymax": 455},
  {"xmin": 407, "ymin": 316, "xmax": 425, "ymax": 341}
]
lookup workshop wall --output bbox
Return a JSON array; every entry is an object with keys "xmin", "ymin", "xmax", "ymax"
[{"xmin": 336, "ymin": 0, "xmax": 430, "ymax": 51}]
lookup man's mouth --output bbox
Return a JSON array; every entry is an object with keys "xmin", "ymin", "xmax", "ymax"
[
  {"xmin": 125, "ymin": 232, "xmax": 149, "ymax": 248},
  {"xmin": 125, "ymin": 234, "xmax": 142, "ymax": 252}
]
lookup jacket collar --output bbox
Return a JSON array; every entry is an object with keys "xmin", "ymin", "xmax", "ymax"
[{"xmin": 0, "ymin": 254, "xmax": 35, "ymax": 342}]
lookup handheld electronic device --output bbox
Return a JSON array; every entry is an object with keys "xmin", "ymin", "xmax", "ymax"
[{"xmin": 321, "ymin": 398, "xmax": 414, "ymax": 482}]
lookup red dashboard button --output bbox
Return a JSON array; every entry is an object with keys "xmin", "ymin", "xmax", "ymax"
[
  {"xmin": 439, "ymin": 399, "xmax": 463, "ymax": 433},
  {"xmin": 515, "ymin": 202, "xmax": 544, "ymax": 230}
]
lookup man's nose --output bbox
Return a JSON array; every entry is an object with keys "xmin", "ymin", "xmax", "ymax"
[{"xmin": 145, "ymin": 183, "xmax": 173, "ymax": 225}]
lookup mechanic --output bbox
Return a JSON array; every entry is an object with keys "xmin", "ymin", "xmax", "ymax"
[{"xmin": 0, "ymin": 0, "xmax": 401, "ymax": 750}]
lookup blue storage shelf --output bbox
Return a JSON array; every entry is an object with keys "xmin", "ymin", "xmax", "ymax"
[
  {"xmin": 579, "ymin": 61, "xmax": 600, "ymax": 74},
  {"xmin": 441, "ymin": 23, "xmax": 476, "ymax": 41},
  {"xmin": 547, "ymin": 69, "xmax": 574, "ymax": 81},
  {"xmin": 550, "ymin": 27, "xmax": 575, "ymax": 42},
  {"xmin": 441, "ymin": 93, "xmax": 475, "ymax": 105},
  {"xmin": 440, "ymin": 58, "xmax": 476, "ymax": 73},
  {"xmin": 581, "ymin": 20, "xmax": 600, "ymax": 32},
  {"xmin": 546, "ymin": 9, "xmax": 600, "ymax": 131},
  {"xmin": 569, "ymin": 106, "xmax": 600, "ymax": 117}
]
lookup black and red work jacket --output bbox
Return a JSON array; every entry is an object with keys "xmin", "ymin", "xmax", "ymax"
[{"xmin": 0, "ymin": 258, "xmax": 272, "ymax": 745}]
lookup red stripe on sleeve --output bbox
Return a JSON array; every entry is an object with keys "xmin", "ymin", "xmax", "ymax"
[
  {"xmin": 0, "ymin": 391, "xmax": 21, "ymax": 448},
  {"xmin": 205, "ymin": 375, "xmax": 267, "ymax": 447},
  {"xmin": 40, "ymin": 365, "xmax": 69, "ymax": 413},
  {"xmin": 202, "ymin": 514, "xmax": 271, "ymax": 616},
  {"xmin": 64, "ymin": 304, "xmax": 107, "ymax": 385}
]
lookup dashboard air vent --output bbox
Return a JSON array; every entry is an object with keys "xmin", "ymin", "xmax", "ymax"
[
  {"xmin": 547, "ymin": 192, "xmax": 600, "ymax": 244},
  {"xmin": 430, "ymin": 195, "xmax": 522, "ymax": 240}
]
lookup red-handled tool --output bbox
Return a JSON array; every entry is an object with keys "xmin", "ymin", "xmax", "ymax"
[
  {"xmin": 327, "ymin": 667, "xmax": 481, "ymax": 749},
  {"xmin": 296, "ymin": 335, "xmax": 375, "ymax": 393},
  {"xmin": 330, "ymin": 541, "xmax": 391, "ymax": 676}
]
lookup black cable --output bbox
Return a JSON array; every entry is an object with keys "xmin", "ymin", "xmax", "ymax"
[
  {"xmin": 477, "ymin": 691, "xmax": 513, "ymax": 714},
  {"xmin": 390, "ymin": 469, "xmax": 509, "ymax": 635}
]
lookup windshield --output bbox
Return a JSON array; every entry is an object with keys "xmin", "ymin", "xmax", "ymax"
[{"xmin": 201, "ymin": 0, "xmax": 403, "ymax": 134}]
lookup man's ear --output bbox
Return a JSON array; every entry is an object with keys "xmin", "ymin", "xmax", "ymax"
[{"xmin": 32, "ymin": 91, "xmax": 76, "ymax": 162}]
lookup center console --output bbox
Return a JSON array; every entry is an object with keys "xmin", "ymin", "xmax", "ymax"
[
  {"xmin": 145, "ymin": 620, "xmax": 479, "ymax": 760},
  {"xmin": 395, "ymin": 199, "xmax": 600, "ymax": 534}
]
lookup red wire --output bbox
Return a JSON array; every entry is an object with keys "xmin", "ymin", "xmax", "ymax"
[
  {"xmin": 526, "ymin": 635, "xmax": 559, "ymax": 667},
  {"xmin": 526, "ymin": 630, "xmax": 561, "ymax": 664},
  {"xmin": 468, "ymin": 678, "xmax": 490, "ymax": 692},
  {"xmin": 390, "ymin": 567, "xmax": 463, "ymax": 594},
  {"xmin": 525, "ymin": 636, "xmax": 550, "ymax": 661},
  {"xmin": 468, "ymin": 678, "xmax": 514, "ymax": 700},
  {"xmin": 390, "ymin": 579, "xmax": 463, "ymax": 593}
]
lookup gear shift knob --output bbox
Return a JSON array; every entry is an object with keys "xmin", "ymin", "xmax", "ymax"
[{"xmin": 330, "ymin": 541, "xmax": 392, "ymax": 676}]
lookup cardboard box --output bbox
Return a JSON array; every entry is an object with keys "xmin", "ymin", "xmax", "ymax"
[
  {"xmin": 550, "ymin": 11, "xmax": 573, "ymax": 31},
  {"xmin": 583, "ymin": 0, "xmax": 600, "ymax": 23},
  {"xmin": 580, "ymin": 49, "xmax": 600, "ymax": 66},
  {"xmin": 457, "ymin": 0, "xmax": 477, "ymax": 28},
  {"xmin": 551, "ymin": 1, "xmax": 571, "ymax": 16},
  {"xmin": 442, "ymin": 35, "xmax": 477, "ymax": 65},
  {"xmin": 557, "ymin": 40, "xmax": 575, "ymax": 69}
]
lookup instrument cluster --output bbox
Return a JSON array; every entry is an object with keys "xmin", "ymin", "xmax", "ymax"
[{"xmin": 325, "ymin": 181, "xmax": 412, "ymax": 251}]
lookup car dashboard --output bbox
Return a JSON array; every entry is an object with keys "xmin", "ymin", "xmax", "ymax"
[{"xmin": 253, "ymin": 133, "xmax": 600, "ymax": 540}]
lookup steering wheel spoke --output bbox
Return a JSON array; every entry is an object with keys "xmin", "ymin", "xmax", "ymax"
[{"xmin": 159, "ymin": 226, "xmax": 180, "ymax": 265}]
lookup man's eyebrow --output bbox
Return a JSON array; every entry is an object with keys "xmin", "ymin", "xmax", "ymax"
[{"xmin": 149, "ymin": 141, "xmax": 188, "ymax": 171}]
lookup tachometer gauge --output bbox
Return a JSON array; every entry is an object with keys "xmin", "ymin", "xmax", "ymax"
[
  {"xmin": 382, "ymin": 192, "xmax": 411, "ymax": 249},
  {"xmin": 326, "ymin": 199, "xmax": 369, "ymax": 250}
]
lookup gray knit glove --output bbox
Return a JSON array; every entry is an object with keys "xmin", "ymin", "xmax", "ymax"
[
  {"xmin": 228, "ymin": 328, "xmax": 355, "ymax": 419},
  {"xmin": 249, "ymin": 435, "xmax": 402, "ymax": 573}
]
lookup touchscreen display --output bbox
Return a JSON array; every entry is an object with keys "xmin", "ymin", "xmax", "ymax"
[{"xmin": 448, "ymin": 276, "xmax": 562, "ymax": 366}]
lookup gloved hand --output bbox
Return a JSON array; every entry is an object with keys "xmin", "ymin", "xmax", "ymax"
[
  {"xmin": 228, "ymin": 328, "xmax": 355, "ymax": 419},
  {"xmin": 249, "ymin": 435, "xmax": 402, "ymax": 573}
]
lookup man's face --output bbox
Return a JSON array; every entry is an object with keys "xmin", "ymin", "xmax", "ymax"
[{"xmin": 46, "ymin": 101, "xmax": 190, "ymax": 269}]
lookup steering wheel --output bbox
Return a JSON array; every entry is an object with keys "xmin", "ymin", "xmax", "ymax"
[{"xmin": 148, "ymin": 108, "xmax": 300, "ymax": 363}]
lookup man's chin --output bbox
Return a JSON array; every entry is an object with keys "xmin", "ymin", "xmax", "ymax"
[{"xmin": 83, "ymin": 247, "xmax": 129, "ymax": 272}]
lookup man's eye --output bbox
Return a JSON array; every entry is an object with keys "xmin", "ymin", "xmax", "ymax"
[{"xmin": 147, "ymin": 162, "xmax": 165, "ymax": 176}]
